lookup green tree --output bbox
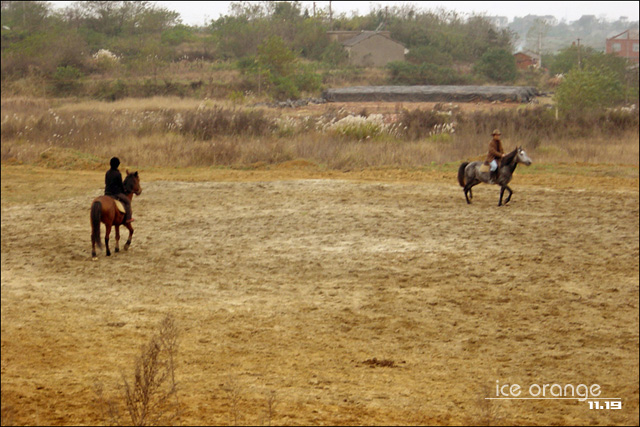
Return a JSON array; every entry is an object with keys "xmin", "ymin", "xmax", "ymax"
[
  {"xmin": 1, "ymin": 27, "xmax": 89, "ymax": 76},
  {"xmin": 547, "ymin": 44, "xmax": 598, "ymax": 75},
  {"xmin": 386, "ymin": 61, "xmax": 469, "ymax": 85},
  {"xmin": 52, "ymin": 65, "xmax": 84, "ymax": 95},
  {"xmin": 406, "ymin": 45, "xmax": 453, "ymax": 67},
  {"xmin": 77, "ymin": 1, "xmax": 178, "ymax": 36},
  {"xmin": 210, "ymin": 15, "xmax": 269, "ymax": 59},
  {"xmin": 547, "ymin": 45, "xmax": 637, "ymax": 103},
  {"xmin": 554, "ymin": 66, "xmax": 625, "ymax": 113},
  {"xmin": 524, "ymin": 17, "xmax": 550, "ymax": 57},
  {"xmin": 161, "ymin": 24, "xmax": 195, "ymax": 46},
  {"xmin": 1, "ymin": 1, "xmax": 52, "ymax": 32},
  {"xmin": 320, "ymin": 41, "xmax": 348, "ymax": 66},
  {"xmin": 293, "ymin": 17, "xmax": 329, "ymax": 60},
  {"xmin": 583, "ymin": 51, "xmax": 631, "ymax": 83},
  {"xmin": 238, "ymin": 35, "xmax": 321, "ymax": 100},
  {"xmin": 473, "ymin": 48, "xmax": 517, "ymax": 82},
  {"xmin": 256, "ymin": 35, "xmax": 298, "ymax": 99},
  {"xmin": 257, "ymin": 35, "xmax": 296, "ymax": 78}
]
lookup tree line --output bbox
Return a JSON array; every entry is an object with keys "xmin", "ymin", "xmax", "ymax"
[{"xmin": 1, "ymin": 1, "xmax": 637, "ymax": 107}]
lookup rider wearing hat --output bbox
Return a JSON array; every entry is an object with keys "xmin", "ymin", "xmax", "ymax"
[
  {"xmin": 105, "ymin": 157, "xmax": 134, "ymax": 223},
  {"xmin": 486, "ymin": 129, "xmax": 505, "ymax": 183}
]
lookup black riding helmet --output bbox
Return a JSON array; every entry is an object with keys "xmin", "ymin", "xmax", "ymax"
[{"xmin": 110, "ymin": 157, "xmax": 120, "ymax": 169}]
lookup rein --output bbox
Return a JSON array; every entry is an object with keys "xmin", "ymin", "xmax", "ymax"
[{"xmin": 501, "ymin": 148, "xmax": 518, "ymax": 167}]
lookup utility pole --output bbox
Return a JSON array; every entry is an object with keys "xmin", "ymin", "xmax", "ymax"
[
  {"xmin": 329, "ymin": 1, "xmax": 333, "ymax": 30},
  {"xmin": 538, "ymin": 28, "xmax": 542, "ymax": 69},
  {"xmin": 529, "ymin": 18, "xmax": 547, "ymax": 70},
  {"xmin": 577, "ymin": 38, "xmax": 582, "ymax": 69},
  {"xmin": 385, "ymin": 5, "xmax": 388, "ymax": 28}
]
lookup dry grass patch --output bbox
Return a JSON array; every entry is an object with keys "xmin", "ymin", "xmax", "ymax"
[{"xmin": 2, "ymin": 96, "xmax": 638, "ymax": 171}]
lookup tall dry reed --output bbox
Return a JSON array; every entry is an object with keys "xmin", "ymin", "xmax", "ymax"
[{"xmin": 2, "ymin": 97, "xmax": 638, "ymax": 169}]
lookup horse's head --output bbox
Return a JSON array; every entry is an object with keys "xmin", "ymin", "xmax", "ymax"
[
  {"xmin": 124, "ymin": 170, "xmax": 142, "ymax": 196},
  {"xmin": 516, "ymin": 146, "xmax": 532, "ymax": 166}
]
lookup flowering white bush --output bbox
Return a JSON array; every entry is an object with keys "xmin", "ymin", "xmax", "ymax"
[
  {"xmin": 92, "ymin": 49, "xmax": 120, "ymax": 73},
  {"xmin": 324, "ymin": 114, "xmax": 399, "ymax": 140},
  {"xmin": 429, "ymin": 122, "xmax": 456, "ymax": 136},
  {"xmin": 274, "ymin": 116, "xmax": 299, "ymax": 137},
  {"xmin": 93, "ymin": 49, "xmax": 119, "ymax": 62}
]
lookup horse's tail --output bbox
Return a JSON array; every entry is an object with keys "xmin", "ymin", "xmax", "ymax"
[
  {"xmin": 91, "ymin": 200, "xmax": 102, "ymax": 249},
  {"xmin": 458, "ymin": 162, "xmax": 469, "ymax": 187}
]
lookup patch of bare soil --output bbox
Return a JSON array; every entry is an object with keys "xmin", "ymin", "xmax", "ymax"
[{"xmin": 1, "ymin": 167, "xmax": 638, "ymax": 425}]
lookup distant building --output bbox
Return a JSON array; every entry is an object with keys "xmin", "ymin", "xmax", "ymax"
[
  {"xmin": 488, "ymin": 16, "xmax": 509, "ymax": 29},
  {"xmin": 606, "ymin": 29, "xmax": 639, "ymax": 63},
  {"xmin": 327, "ymin": 31, "xmax": 405, "ymax": 67},
  {"xmin": 514, "ymin": 50, "xmax": 541, "ymax": 70}
]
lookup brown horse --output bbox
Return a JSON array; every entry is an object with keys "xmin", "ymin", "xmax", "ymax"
[{"xmin": 91, "ymin": 170, "xmax": 142, "ymax": 260}]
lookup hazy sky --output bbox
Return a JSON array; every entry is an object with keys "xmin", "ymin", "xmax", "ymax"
[{"xmin": 48, "ymin": 1, "xmax": 639, "ymax": 27}]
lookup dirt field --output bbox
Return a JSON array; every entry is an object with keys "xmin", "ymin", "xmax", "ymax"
[{"xmin": 1, "ymin": 164, "xmax": 638, "ymax": 426}]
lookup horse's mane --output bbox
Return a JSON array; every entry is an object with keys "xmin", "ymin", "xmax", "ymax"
[
  {"xmin": 501, "ymin": 148, "xmax": 518, "ymax": 166},
  {"xmin": 123, "ymin": 172, "xmax": 137, "ymax": 193}
]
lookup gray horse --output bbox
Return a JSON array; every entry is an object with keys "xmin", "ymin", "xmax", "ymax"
[{"xmin": 458, "ymin": 146, "xmax": 532, "ymax": 206}]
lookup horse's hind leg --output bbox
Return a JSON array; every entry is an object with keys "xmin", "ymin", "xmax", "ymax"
[
  {"xmin": 464, "ymin": 181, "xmax": 478, "ymax": 204},
  {"xmin": 114, "ymin": 226, "xmax": 120, "ymax": 253},
  {"xmin": 91, "ymin": 235, "xmax": 97, "ymax": 260},
  {"xmin": 463, "ymin": 184, "xmax": 472, "ymax": 204},
  {"xmin": 105, "ymin": 225, "xmax": 112, "ymax": 256}
]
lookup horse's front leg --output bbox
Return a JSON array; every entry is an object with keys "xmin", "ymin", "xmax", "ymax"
[
  {"xmin": 503, "ymin": 185, "xmax": 513, "ymax": 205},
  {"xmin": 105, "ymin": 225, "xmax": 112, "ymax": 256},
  {"xmin": 114, "ymin": 225, "xmax": 120, "ymax": 253},
  {"xmin": 498, "ymin": 185, "xmax": 513, "ymax": 206},
  {"xmin": 124, "ymin": 223, "xmax": 134, "ymax": 251}
]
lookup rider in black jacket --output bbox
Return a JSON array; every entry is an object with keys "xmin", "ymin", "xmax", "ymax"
[{"xmin": 105, "ymin": 157, "xmax": 133, "ymax": 223}]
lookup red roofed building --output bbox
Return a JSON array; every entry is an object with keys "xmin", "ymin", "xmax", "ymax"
[
  {"xmin": 514, "ymin": 50, "xmax": 541, "ymax": 70},
  {"xmin": 606, "ymin": 29, "xmax": 639, "ymax": 63}
]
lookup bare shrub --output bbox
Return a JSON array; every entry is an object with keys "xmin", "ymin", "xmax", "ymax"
[
  {"xmin": 472, "ymin": 383, "xmax": 503, "ymax": 426},
  {"xmin": 457, "ymin": 105, "xmax": 638, "ymax": 140},
  {"xmin": 219, "ymin": 379, "xmax": 278, "ymax": 426},
  {"xmin": 95, "ymin": 315, "xmax": 181, "ymax": 426},
  {"xmin": 222, "ymin": 375, "xmax": 243, "ymax": 426},
  {"xmin": 263, "ymin": 390, "xmax": 277, "ymax": 427},
  {"xmin": 398, "ymin": 108, "xmax": 455, "ymax": 140},
  {"xmin": 180, "ymin": 107, "xmax": 275, "ymax": 140}
]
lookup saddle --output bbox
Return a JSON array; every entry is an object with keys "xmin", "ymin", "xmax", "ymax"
[
  {"xmin": 480, "ymin": 157, "xmax": 504, "ymax": 174},
  {"xmin": 113, "ymin": 199, "xmax": 126, "ymax": 214}
]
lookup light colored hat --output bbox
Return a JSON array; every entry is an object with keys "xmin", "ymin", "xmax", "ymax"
[{"xmin": 492, "ymin": 129, "xmax": 501, "ymax": 135}]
